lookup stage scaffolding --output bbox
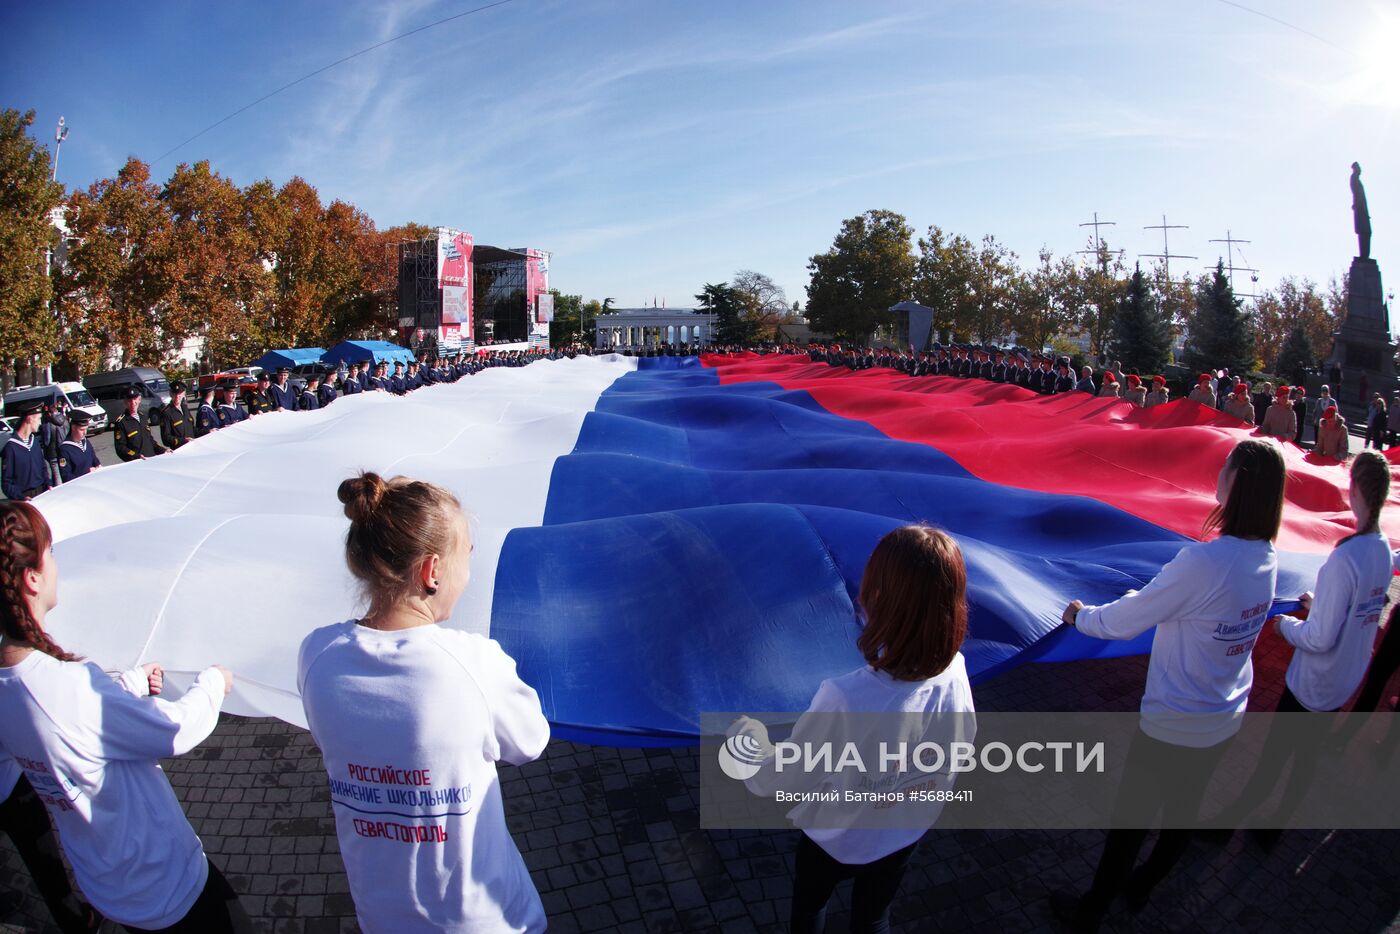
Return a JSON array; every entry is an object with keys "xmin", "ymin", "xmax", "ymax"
[{"xmin": 472, "ymin": 246, "xmax": 531, "ymax": 345}]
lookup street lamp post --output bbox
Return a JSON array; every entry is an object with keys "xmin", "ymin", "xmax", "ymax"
[
  {"xmin": 43, "ymin": 117, "xmax": 70, "ymax": 385},
  {"xmin": 52, "ymin": 116, "xmax": 68, "ymax": 182}
]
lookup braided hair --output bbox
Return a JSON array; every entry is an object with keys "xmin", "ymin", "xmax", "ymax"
[
  {"xmin": 1339, "ymin": 450, "xmax": 1392, "ymax": 545},
  {"xmin": 0, "ymin": 501, "xmax": 78, "ymax": 662}
]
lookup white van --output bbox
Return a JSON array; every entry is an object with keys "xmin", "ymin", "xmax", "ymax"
[{"xmin": 3, "ymin": 383, "xmax": 109, "ymax": 433}]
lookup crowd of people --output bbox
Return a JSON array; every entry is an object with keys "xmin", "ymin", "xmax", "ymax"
[
  {"xmin": 2, "ymin": 438, "xmax": 1398, "ymax": 931},
  {"xmin": 1, "ymin": 347, "xmax": 594, "ymax": 502},
  {"xmin": 713, "ymin": 340, "xmax": 1376, "ymax": 462}
]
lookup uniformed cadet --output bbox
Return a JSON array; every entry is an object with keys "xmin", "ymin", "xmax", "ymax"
[
  {"xmin": 1052, "ymin": 360, "xmax": 1077, "ymax": 394},
  {"xmin": 57, "ymin": 410, "xmax": 102, "ymax": 482},
  {"xmin": 247, "ymin": 373, "xmax": 278, "ymax": 415},
  {"xmin": 194, "ymin": 386, "xmax": 221, "ymax": 437},
  {"xmin": 316, "ymin": 373, "xmax": 337, "ymax": 407},
  {"xmin": 113, "ymin": 386, "xmax": 166, "ymax": 461},
  {"xmin": 358, "ymin": 361, "xmax": 373, "ymax": 391},
  {"xmin": 2, "ymin": 399, "xmax": 53, "ymax": 500},
  {"xmin": 40, "ymin": 397, "xmax": 67, "ymax": 486},
  {"xmin": 217, "ymin": 383, "xmax": 249, "ymax": 427},
  {"xmin": 299, "ymin": 375, "xmax": 321, "ymax": 411},
  {"xmin": 1223, "ymin": 383, "xmax": 1256, "ymax": 424},
  {"xmin": 1144, "ymin": 375, "xmax": 1170, "ymax": 408},
  {"xmin": 1188, "ymin": 374, "xmax": 1218, "ymax": 408},
  {"xmin": 269, "ymin": 367, "xmax": 297, "ymax": 410},
  {"xmin": 1124, "ymin": 373, "xmax": 1148, "ymax": 407},
  {"xmin": 341, "ymin": 363, "xmax": 363, "ymax": 396},
  {"xmin": 158, "ymin": 380, "xmax": 193, "ymax": 449},
  {"xmin": 390, "ymin": 362, "xmax": 407, "ymax": 395},
  {"xmin": 990, "ymin": 351, "xmax": 1008, "ymax": 383}
]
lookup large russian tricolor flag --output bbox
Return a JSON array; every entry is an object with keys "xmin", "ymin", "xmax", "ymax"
[{"xmin": 37, "ymin": 354, "xmax": 1393, "ymax": 745}]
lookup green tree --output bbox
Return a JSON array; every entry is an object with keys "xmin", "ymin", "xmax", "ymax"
[
  {"xmin": 1007, "ymin": 247, "xmax": 1081, "ymax": 350},
  {"xmin": 1078, "ymin": 241, "xmax": 1128, "ymax": 355},
  {"xmin": 547, "ymin": 290, "xmax": 586, "ymax": 346},
  {"xmin": 964, "ymin": 235, "xmax": 1018, "ymax": 343},
  {"xmin": 1110, "ymin": 264, "xmax": 1172, "ymax": 374},
  {"xmin": 696, "ymin": 282, "xmax": 752, "ymax": 343},
  {"xmin": 913, "ymin": 225, "xmax": 976, "ymax": 339},
  {"xmin": 806, "ymin": 209, "xmax": 915, "ymax": 342},
  {"xmin": 1184, "ymin": 260, "xmax": 1255, "ymax": 376},
  {"xmin": 1275, "ymin": 323, "xmax": 1314, "ymax": 386},
  {"xmin": 0, "ymin": 109, "xmax": 66, "ymax": 383}
]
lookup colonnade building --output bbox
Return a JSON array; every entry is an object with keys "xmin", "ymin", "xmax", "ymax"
[{"xmin": 593, "ymin": 309, "xmax": 718, "ymax": 350}]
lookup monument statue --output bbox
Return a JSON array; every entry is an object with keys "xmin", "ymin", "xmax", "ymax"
[
  {"xmin": 1324, "ymin": 160, "xmax": 1392, "ymax": 416},
  {"xmin": 1352, "ymin": 161, "xmax": 1371, "ymax": 259}
]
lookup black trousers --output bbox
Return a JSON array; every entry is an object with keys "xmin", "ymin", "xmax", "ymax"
[
  {"xmin": 790, "ymin": 833, "xmax": 916, "ymax": 934},
  {"xmin": 0, "ymin": 774, "xmax": 92, "ymax": 934},
  {"xmin": 1224, "ymin": 686, "xmax": 1332, "ymax": 826},
  {"xmin": 1084, "ymin": 727, "xmax": 1228, "ymax": 911},
  {"xmin": 1355, "ymin": 610, "xmax": 1400, "ymax": 714},
  {"xmin": 120, "ymin": 858, "xmax": 251, "ymax": 934}
]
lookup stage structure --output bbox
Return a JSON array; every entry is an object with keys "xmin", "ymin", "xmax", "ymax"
[
  {"xmin": 396, "ymin": 227, "xmax": 475, "ymax": 356},
  {"xmin": 396, "ymin": 230, "xmax": 551, "ymax": 354},
  {"xmin": 473, "ymin": 246, "xmax": 553, "ymax": 348}
]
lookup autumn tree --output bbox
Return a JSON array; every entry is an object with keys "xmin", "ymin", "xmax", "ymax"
[
  {"xmin": 806, "ymin": 210, "xmax": 915, "ymax": 342},
  {"xmin": 60, "ymin": 158, "xmax": 177, "ymax": 369},
  {"xmin": 0, "ymin": 109, "xmax": 65, "ymax": 385},
  {"xmin": 162, "ymin": 160, "xmax": 267, "ymax": 366},
  {"xmin": 1110, "ymin": 264, "xmax": 1172, "ymax": 374},
  {"xmin": 317, "ymin": 199, "xmax": 378, "ymax": 342},
  {"xmin": 1252, "ymin": 276, "xmax": 1334, "ymax": 373},
  {"xmin": 731, "ymin": 269, "xmax": 791, "ymax": 339},
  {"xmin": 1184, "ymin": 261, "xmax": 1255, "ymax": 376}
]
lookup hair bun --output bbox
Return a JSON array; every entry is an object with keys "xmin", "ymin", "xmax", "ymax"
[{"xmin": 339, "ymin": 472, "xmax": 387, "ymax": 523}]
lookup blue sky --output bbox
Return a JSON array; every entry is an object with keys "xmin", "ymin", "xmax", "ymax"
[{"xmin": 4, "ymin": 0, "xmax": 1398, "ymax": 318}]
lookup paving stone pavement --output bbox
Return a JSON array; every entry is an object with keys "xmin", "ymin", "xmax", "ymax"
[{"xmin": 4, "ymin": 621, "xmax": 1400, "ymax": 933}]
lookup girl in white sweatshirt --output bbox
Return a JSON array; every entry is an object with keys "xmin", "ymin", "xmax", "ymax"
[
  {"xmin": 1222, "ymin": 449, "xmax": 1393, "ymax": 840},
  {"xmin": 299, "ymin": 472, "xmax": 550, "ymax": 933},
  {"xmin": 0, "ymin": 500, "xmax": 245, "ymax": 933},
  {"xmin": 1053, "ymin": 438, "xmax": 1287, "ymax": 930},
  {"xmin": 730, "ymin": 525, "xmax": 977, "ymax": 934}
]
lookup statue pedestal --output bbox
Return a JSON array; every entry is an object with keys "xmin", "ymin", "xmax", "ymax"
[{"xmin": 1325, "ymin": 257, "xmax": 1394, "ymax": 420}]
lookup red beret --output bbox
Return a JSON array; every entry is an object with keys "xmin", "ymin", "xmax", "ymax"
[
  {"xmin": 1127, "ymin": 374, "xmax": 1141, "ymax": 387},
  {"xmin": 1199, "ymin": 373, "xmax": 1213, "ymax": 383},
  {"xmin": 1152, "ymin": 375, "xmax": 1166, "ymax": 385},
  {"xmin": 1276, "ymin": 385, "xmax": 1291, "ymax": 397},
  {"xmin": 1103, "ymin": 371, "xmax": 1117, "ymax": 382},
  {"xmin": 1234, "ymin": 383, "xmax": 1248, "ymax": 394}
]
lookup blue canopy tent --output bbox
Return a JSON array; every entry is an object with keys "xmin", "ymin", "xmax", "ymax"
[
  {"xmin": 250, "ymin": 348, "xmax": 327, "ymax": 372},
  {"xmin": 320, "ymin": 341, "xmax": 416, "ymax": 370}
]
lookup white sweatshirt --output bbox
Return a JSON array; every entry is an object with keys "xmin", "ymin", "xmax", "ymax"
[
  {"xmin": 298, "ymin": 621, "xmax": 550, "ymax": 934},
  {"xmin": 740, "ymin": 655, "xmax": 977, "ymax": 865},
  {"xmin": 1075, "ymin": 536, "xmax": 1276, "ymax": 747},
  {"xmin": 0, "ymin": 652, "xmax": 227, "ymax": 929},
  {"xmin": 1277, "ymin": 532, "xmax": 1393, "ymax": 711}
]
